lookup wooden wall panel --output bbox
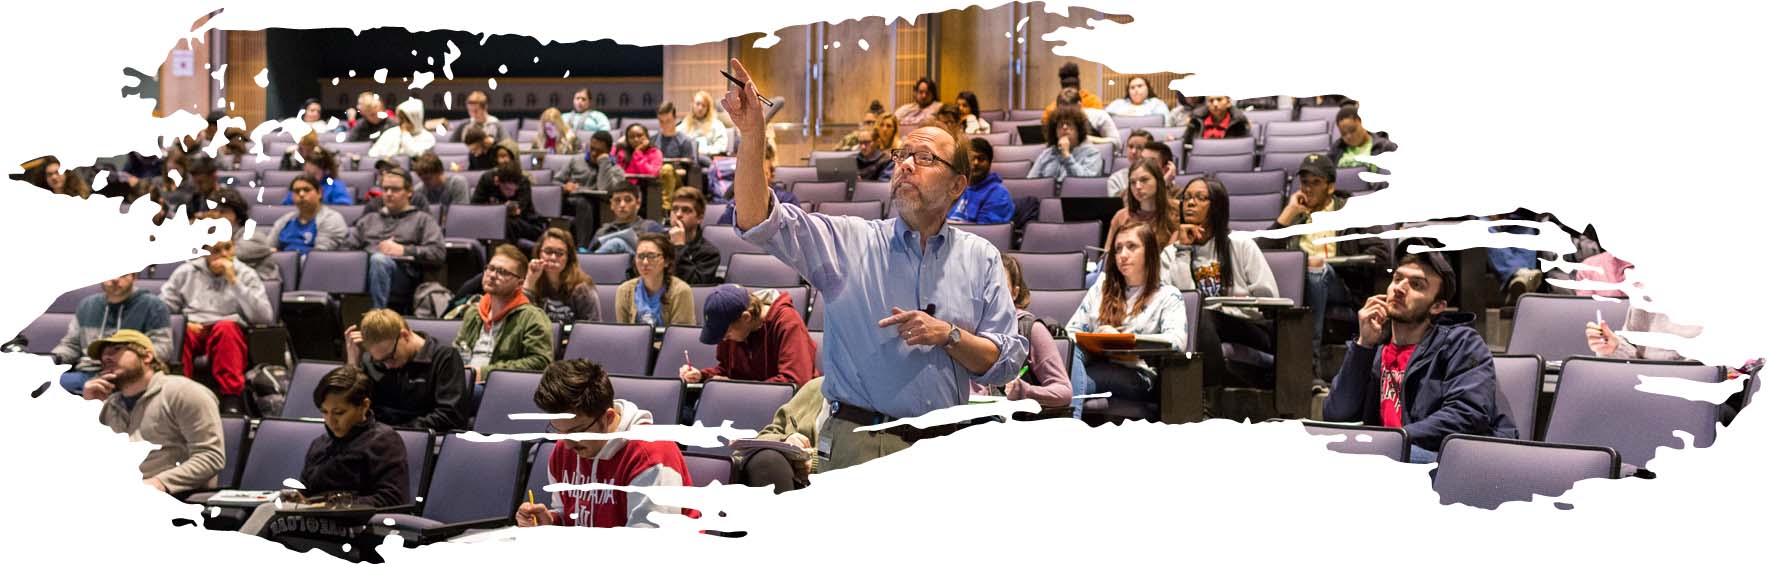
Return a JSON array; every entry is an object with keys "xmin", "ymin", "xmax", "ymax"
[
  {"xmin": 662, "ymin": 42, "xmax": 730, "ymax": 120},
  {"xmin": 225, "ymin": 30, "xmax": 268, "ymax": 124},
  {"xmin": 735, "ymin": 25, "xmax": 811, "ymax": 127},
  {"xmin": 936, "ymin": 4, "xmax": 1016, "ymax": 113},
  {"xmin": 892, "ymin": 15, "xmax": 930, "ymax": 112},
  {"xmin": 156, "ymin": 33, "xmax": 213, "ymax": 119},
  {"xmin": 1023, "ymin": 2, "xmax": 1105, "ymax": 112},
  {"xmin": 821, "ymin": 17, "xmax": 895, "ymax": 128}
]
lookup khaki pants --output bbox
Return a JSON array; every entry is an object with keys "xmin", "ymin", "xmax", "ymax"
[{"xmin": 823, "ymin": 416, "xmax": 913, "ymax": 472}]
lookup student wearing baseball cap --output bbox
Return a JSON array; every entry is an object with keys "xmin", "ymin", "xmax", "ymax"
[
  {"xmin": 1320, "ymin": 251, "xmax": 1518, "ymax": 463},
  {"xmin": 1263, "ymin": 153, "xmax": 1393, "ymax": 373},
  {"xmin": 679, "ymin": 284, "xmax": 818, "ymax": 387},
  {"xmin": 81, "ymin": 330, "xmax": 225, "ymax": 495}
]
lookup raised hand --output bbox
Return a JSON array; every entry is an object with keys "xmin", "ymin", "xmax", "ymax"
[
  {"xmin": 719, "ymin": 58, "xmax": 768, "ymax": 135},
  {"xmin": 1586, "ymin": 321, "xmax": 1619, "ymax": 356}
]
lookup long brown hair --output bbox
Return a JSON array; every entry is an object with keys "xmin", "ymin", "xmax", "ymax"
[
  {"xmin": 1000, "ymin": 254, "xmax": 1031, "ymax": 310},
  {"xmin": 1097, "ymin": 222, "xmax": 1162, "ymax": 328},
  {"xmin": 1122, "ymin": 158, "xmax": 1178, "ymax": 247},
  {"xmin": 533, "ymin": 227, "xmax": 592, "ymax": 298}
]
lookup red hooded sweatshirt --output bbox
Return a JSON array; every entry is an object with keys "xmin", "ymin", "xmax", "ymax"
[{"xmin": 544, "ymin": 400, "xmax": 698, "ymax": 528}]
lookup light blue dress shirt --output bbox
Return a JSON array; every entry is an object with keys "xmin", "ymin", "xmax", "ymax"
[{"xmin": 737, "ymin": 193, "xmax": 1028, "ymax": 418}]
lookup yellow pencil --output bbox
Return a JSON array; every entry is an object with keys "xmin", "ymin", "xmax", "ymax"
[{"xmin": 527, "ymin": 489, "xmax": 535, "ymax": 505}]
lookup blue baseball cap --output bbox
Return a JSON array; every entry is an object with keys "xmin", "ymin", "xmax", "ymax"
[{"xmin": 700, "ymin": 284, "xmax": 752, "ymax": 345}]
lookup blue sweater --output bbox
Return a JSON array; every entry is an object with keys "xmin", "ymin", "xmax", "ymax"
[
  {"xmin": 281, "ymin": 177, "xmax": 354, "ymax": 205},
  {"xmin": 947, "ymin": 173, "xmax": 1015, "ymax": 224},
  {"xmin": 1322, "ymin": 312, "xmax": 1519, "ymax": 451}
]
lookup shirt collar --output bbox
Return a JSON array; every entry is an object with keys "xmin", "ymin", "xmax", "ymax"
[{"xmin": 891, "ymin": 216, "xmax": 953, "ymax": 258}]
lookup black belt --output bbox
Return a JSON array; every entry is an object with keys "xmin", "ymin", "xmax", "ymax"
[{"xmin": 831, "ymin": 402, "xmax": 963, "ymax": 443}]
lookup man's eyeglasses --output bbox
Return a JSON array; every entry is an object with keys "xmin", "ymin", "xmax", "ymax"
[
  {"xmin": 889, "ymin": 148, "xmax": 955, "ymax": 170},
  {"xmin": 485, "ymin": 265, "xmax": 520, "ymax": 279}
]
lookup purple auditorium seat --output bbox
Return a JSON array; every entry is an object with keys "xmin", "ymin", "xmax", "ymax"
[
  {"xmin": 218, "ymin": 170, "xmax": 257, "ymax": 189},
  {"xmin": 1231, "ymin": 220, "xmax": 1271, "ymax": 233},
  {"xmin": 1260, "ymin": 152, "xmax": 1312, "ymax": 178},
  {"xmin": 1229, "ymin": 193, "xmax": 1284, "ymax": 222},
  {"xmin": 263, "ymin": 170, "xmax": 302, "ymax": 188},
  {"xmin": 576, "ymin": 253, "xmax": 630, "ymax": 286},
  {"xmin": 807, "ymin": 291, "xmax": 826, "ymax": 331},
  {"xmin": 133, "ymin": 279, "xmax": 166, "ymax": 298},
  {"xmin": 1297, "ymin": 105, "xmax": 1338, "ymax": 124},
  {"xmin": 595, "ymin": 285, "xmax": 617, "ymax": 323},
  {"xmin": 47, "ymin": 284, "xmax": 101, "ymax": 314},
  {"xmin": 1027, "ymin": 289, "xmax": 1087, "ymax": 324},
  {"xmin": 790, "ymin": 181, "xmax": 849, "ymax": 206},
  {"xmin": 1007, "ymin": 110, "xmax": 1045, "ymax": 122},
  {"xmin": 851, "ymin": 181, "xmax": 891, "ymax": 204},
  {"xmin": 562, "ymin": 322, "xmax": 654, "ymax": 375},
  {"xmin": 950, "ymin": 223, "xmax": 1013, "ymax": 252},
  {"xmin": 1545, "ymin": 357, "xmax": 1723, "ymax": 468},
  {"xmin": 335, "ymin": 170, "xmax": 377, "ymax": 192},
  {"xmin": 1038, "ymin": 199, "xmax": 1063, "ymax": 223},
  {"xmin": 146, "ymin": 259, "xmax": 189, "ymax": 280},
  {"xmin": 1007, "ymin": 252, "xmax": 1085, "ymax": 291},
  {"xmin": 282, "ymin": 361, "xmax": 345, "ymax": 419},
  {"xmin": 216, "ymin": 416, "xmax": 249, "ymax": 488},
  {"xmin": 405, "ymin": 318, "xmax": 463, "ymax": 345},
  {"xmin": 374, "ymin": 434, "xmax": 524, "ymax": 540},
  {"xmin": 609, "ymin": 375, "xmax": 685, "ymax": 426},
  {"xmin": 444, "ymin": 205, "xmax": 509, "ymax": 241},
  {"xmin": 702, "ymin": 224, "xmax": 763, "ymax": 270},
  {"xmin": 294, "ymin": 251, "xmax": 369, "ymax": 294},
  {"xmin": 530, "ymin": 184, "xmax": 562, "ymax": 218},
  {"xmin": 396, "ymin": 428, "xmax": 434, "ymax": 499},
  {"xmin": 1111, "ymin": 156, "xmax": 1131, "ymax": 175},
  {"xmin": 254, "ymin": 186, "xmax": 290, "ymax": 206},
  {"xmin": 1020, "ymin": 221, "xmax": 1101, "ymax": 253},
  {"xmin": 1060, "ymin": 176, "xmax": 1110, "ymax": 198},
  {"xmin": 651, "ymin": 326, "xmax": 718, "ymax": 380},
  {"xmin": 991, "ymin": 144, "xmax": 1047, "ymax": 163},
  {"xmin": 977, "ymin": 109, "xmax": 1006, "ymax": 122},
  {"xmin": 773, "ymin": 166, "xmax": 818, "ymax": 187},
  {"xmin": 1244, "ymin": 108, "xmax": 1294, "ymax": 125},
  {"xmin": 18, "ymin": 313, "xmax": 73, "ymax": 355},
  {"xmin": 1493, "ymin": 354, "xmax": 1545, "ymax": 441},
  {"xmin": 975, "ymin": 132, "xmax": 1013, "ymax": 147},
  {"xmin": 269, "ymin": 251, "xmax": 300, "ymax": 292},
  {"xmin": 1171, "ymin": 172, "xmax": 1206, "ymax": 192},
  {"xmin": 1112, "ymin": 115, "xmax": 1163, "ymax": 130},
  {"xmin": 524, "ymin": 440, "xmax": 556, "ymax": 503},
  {"xmin": 1142, "ymin": 126, "xmax": 1186, "ymax": 144},
  {"xmin": 1190, "ymin": 137, "xmax": 1256, "ymax": 156},
  {"xmin": 1263, "ymin": 250, "xmax": 1306, "ymax": 304},
  {"xmin": 528, "ymin": 169, "xmax": 553, "ymax": 185},
  {"xmin": 1434, "ymin": 434, "xmax": 1618, "ymax": 509},
  {"xmin": 249, "ymin": 205, "xmax": 289, "ymax": 228},
  {"xmin": 816, "ymin": 200, "xmax": 883, "ymax": 220},
  {"xmin": 1264, "ymin": 134, "xmax": 1330, "ymax": 154},
  {"xmin": 332, "ymin": 205, "xmax": 367, "ymax": 226},
  {"xmin": 326, "ymin": 142, "xmax": 372, "ymax": 157},
  {"xmin": 474, "ymin": 370, "xmax": 547, "ymax": 435},
  {"xmin": 688, "ymin": 379, "xmax": 797, "ymax": 455},
  {"xmin": 683, "ymin": 452, "xmax": 732, "ymax": 486},
  {"xmin": 1216, "ymin": 170, "xmax": 1287, "ymax": 196},
  {"xmin": 1337, "ymin": 166, "xmax": 1378, "ymax": 193},
  {"xmin": 439, "ymin": 154, "xmax": 469, "ymax": 172},
  {"xmin": 1301, "ymin": 421, "xmax": 1410, "ymax": 462},
  {"xmin": 1183, "ymin": 153, "xmax": 1256, "ymax": 174},
  {"xmin": 542, "ymin": 153, "xmax": 578, "ymax": 175},
  {"xmin": 1002, "ymin": 177, "xmax": 1056, "ymax": 200},
  {"xmin": 433, "ymin": 143, "xmax": 470, "ymax": 157},
  {"xmin": 808, "ymin": 150, "xmax": 857, "ymax": 167},
  {"xmin": 1506, "ymin": 294, "xmax": 1629, "ymax": 364},
  {"xmin": 1265, "ymin": 120, "xmax": 1328, "ymax": 138},
  {"xmin": 725, "ymin": 253, "xmax": 800, "ymax": 287},
  {"xmin": 236, "ymin": 418, "xmax": 327, "ymax": 490},
  {"xmin": 991, "ymin": 160, "xmax": 1033, "ymax": 179}
]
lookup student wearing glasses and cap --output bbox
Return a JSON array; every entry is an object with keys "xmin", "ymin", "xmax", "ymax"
[
  {"xmin": 680, "ymin": 284, "xmax": 818, "ymax": 387},
  {"xmin": 1320, "ymin": 252, "xmax": 1518, "ymax": 463},
  {"xmin": 721, "ymin": 59, "xmax": 1027, "ymax": 471}
]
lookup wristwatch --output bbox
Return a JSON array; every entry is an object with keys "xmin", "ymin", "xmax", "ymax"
[{"xmin": 943, "ymin": 325, "xmax": 962, "ymax": 349}]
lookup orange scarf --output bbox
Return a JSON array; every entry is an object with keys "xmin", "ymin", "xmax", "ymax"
[{"xmin": 477, "ymin": 292, "xmax": 531, "ymax": 326}]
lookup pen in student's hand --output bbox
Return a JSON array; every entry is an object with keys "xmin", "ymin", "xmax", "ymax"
[
  {"xmin": 720, "ymin": 69, "xmax": 775, "ymax": 107},
  {"xmin": 684, "ymin": 350, "xmax": 694, "ymax": 370},
  {"xmin": 527, "ymin": 489, "xmax": 535, "ymax": 506}
]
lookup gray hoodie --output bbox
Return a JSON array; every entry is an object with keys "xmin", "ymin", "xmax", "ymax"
[
  {"xmin": 51, "ymin": 290, "xmax": 175, "ymax": 372},
  {"xmin": 160, "ymin": 257, "xmax": 276, "ymax": 326},
  {"xmin": 349, "ymin": 205, "xmax": 445, "ymax": 264}
]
